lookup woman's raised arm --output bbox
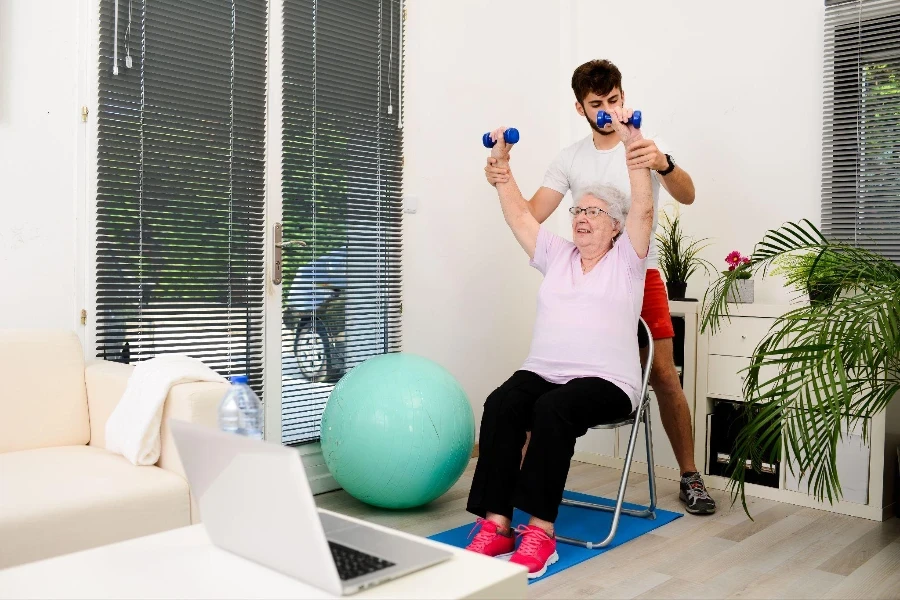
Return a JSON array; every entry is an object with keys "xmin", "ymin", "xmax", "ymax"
[{"xmin": 488, "ymin": 128, "xmax": 540, "ymax": 260}]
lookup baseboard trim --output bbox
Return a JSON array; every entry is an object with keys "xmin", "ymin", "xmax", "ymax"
[
  {"xmin": 291, "ymin": 443, "xmax": 342, "ymax": 495},
  {"xmin": 298, "ymin": 442, "xmax": 481, "ymax": 495},
  {"xmin": 571, "ymin": 451, "xmax": 683, "ymax": 483},
  {"xmin": 309, "ymin": 472, "xmax": 341, "ymax": 495}
]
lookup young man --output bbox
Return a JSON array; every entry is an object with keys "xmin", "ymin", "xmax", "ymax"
[{"xmin": 485, "ymin": 59, "xmax": 716, "ymax": 515}]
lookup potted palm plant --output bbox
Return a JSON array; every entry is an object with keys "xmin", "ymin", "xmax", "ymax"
[
  {"xmin": 701, "ymin": 219, "xmax": 900, "ymax": 514},
  {"xmin": 656, "ymin": 210, "xmax": 713, "ymax": 300}
]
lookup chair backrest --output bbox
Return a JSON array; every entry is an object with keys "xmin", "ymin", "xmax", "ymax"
[
  {"xmin": 590, "ymin": 318, "xmax": 654, "ymax": 430},
  {"xmin": 0, "ymin": 330, "xmax": 90, "ymax": 453},
  {"xmin": 637, "ymin": 317, "xmax": 654, "ymax": 406}
]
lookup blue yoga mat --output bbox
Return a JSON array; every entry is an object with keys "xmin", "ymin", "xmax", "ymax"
[{"xmin": 429, "ymin": 490, "xmax": 682, "ymax": 582}]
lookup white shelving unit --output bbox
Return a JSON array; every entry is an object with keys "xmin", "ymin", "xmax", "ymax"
[{"xmin": 694, "ymin": 303, "xmax": 900, "ymax": 521}]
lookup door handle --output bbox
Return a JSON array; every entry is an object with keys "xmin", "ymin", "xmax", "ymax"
[
  {"xmin": 276, "ymin": 240, "xmax": 307, "ymax": 248},
  {"xmin": 273, "ymin": 222, "xmax": 307, "ymax": 285}
]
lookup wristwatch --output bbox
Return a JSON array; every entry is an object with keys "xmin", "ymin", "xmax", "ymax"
[{"xmin": 657, "ymin": 153, "xmax": 676, "ymax": 176}]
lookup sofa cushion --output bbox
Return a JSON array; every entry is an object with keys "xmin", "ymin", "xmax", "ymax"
[
  {"xmin": 0, "ymin": 445, "xmax": 191, "ymax": 568},
  {"xmin": 84, "ymin": 360, "xmax": 135, "ymax": 449},
  {"xmin": 0, "ymin": 330, "xmax": 90, "ymax": 453}
]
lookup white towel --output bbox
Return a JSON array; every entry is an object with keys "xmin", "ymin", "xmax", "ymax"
[{"xmin": 105, "ymin": 353, "xmax": 228, "ymax": 465}]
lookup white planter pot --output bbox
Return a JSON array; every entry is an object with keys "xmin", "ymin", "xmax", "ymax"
[{"xmin": 727, "ymin": 279, "xmax": 755, "ymax": 304}]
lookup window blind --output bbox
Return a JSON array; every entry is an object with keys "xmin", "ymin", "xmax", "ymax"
[
  {"xmin": 822, "ymin": 0, "xmax": 900, "ymax": 262},
  {"xmin": 95, "ymin": 0, "xmax": 268, "ymax": 390},
  {"xmin": 281, "ymin": 0, "xmax": 403, "ymax": 444}
]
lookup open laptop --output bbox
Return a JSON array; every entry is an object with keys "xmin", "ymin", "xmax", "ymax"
[{"xmin": 169, "ymin": 420, "xmax": 452, "ymax": 595}]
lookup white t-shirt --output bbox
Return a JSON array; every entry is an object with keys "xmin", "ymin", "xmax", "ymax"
[{"xmin": 541, "ymin": 135, "xmax": 667, "ymax": 269}]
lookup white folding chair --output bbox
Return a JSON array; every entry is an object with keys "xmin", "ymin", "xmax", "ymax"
[{"xmin": 556, "ymin": 317, "xmax": 658, "ymax": 549}]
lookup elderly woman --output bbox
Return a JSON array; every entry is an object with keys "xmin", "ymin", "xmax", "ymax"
[{"xmin": 465, "ymin": 113, "xmax": 653, "ymax": 578}]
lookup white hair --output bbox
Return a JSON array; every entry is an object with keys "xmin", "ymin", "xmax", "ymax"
[{"xmin": 573, "ymin": 184, "xmax": 628, "ymax": 230}]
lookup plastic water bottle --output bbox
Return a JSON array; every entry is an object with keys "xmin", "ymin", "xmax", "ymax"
[{"xmin": 218, "ymin": 375, "xmax": 263, "ymax": 439}]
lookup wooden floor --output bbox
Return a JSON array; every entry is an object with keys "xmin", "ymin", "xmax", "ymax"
[{"xmin": 316, "ymin": 459, "xmax": 900, "ymax": 599}]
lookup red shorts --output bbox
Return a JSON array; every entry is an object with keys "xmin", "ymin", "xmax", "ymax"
[{"xmin": 641, "ymin": 269, "xmax": 675, "ymax": 340}]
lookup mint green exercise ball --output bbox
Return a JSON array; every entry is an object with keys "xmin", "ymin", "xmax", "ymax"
[{"xmin": 320, "ymin": 353, "xmax": 475, "ymax": 509}]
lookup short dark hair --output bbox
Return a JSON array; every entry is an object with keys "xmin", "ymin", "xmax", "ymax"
[{"xmin": 571, "ymin": 60, "xmax": 623, "ymax": 104}]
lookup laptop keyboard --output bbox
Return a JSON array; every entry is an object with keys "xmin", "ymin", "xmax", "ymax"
[{"xmin": 328, "ymin": 541, "xmax": 395, "ymax": 581}]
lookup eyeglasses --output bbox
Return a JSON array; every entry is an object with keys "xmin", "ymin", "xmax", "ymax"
[{"xmin": 569, "ymin": 206, "xmax": 610, "ymax": 219}]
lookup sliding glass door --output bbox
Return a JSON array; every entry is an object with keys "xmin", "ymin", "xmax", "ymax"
[{"xmin": 275, "ymin": 0, "xmax": 404, "ymax": 445}]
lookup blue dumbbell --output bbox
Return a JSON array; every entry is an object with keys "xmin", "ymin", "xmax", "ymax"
[
  {"xmin": 596, "ymin": 110, "xmax": 642, "ymax": 130},
  {"xmin": 482, "ymin": 128, "xmax": 520, "ymax": 148}
]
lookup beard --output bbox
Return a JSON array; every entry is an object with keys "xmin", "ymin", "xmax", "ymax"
[{"xmin": 584, "ymin": 112, "xmax": 614, "ymax": 136}]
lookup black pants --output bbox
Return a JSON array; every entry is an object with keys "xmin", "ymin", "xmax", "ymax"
[{"xmin": 466, "ymin": 370, "xmax": 633, "ymax": 523}]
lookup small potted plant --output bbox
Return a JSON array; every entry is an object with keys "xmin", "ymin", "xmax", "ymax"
[
  {"xmin": 771, "ymin": 250, "xmax": 840, "ymax": 306},
  {"xmin": 656, "ymin": 211, "xmax": 713, "ymax": 300},
  {"xmin": 724, "ymin": 250, "xmax": 754, "ymax": 303}
]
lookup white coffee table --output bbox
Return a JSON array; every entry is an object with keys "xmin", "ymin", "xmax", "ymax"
[{"xmin": 0, "ymin": 510, "xmax": 527, "ymax": 599}]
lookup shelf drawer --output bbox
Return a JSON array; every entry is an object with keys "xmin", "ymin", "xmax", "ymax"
[
  {"xmin": 707, "ymin": 354, "xmax": 779, "ymax": 400},
  {"xmin": 708, "ymin": 355, "xmax": 750, "ymax": 399},
  {"xmin": 709, "ymin": 317, "xmax": 777, "ymax": 358}
]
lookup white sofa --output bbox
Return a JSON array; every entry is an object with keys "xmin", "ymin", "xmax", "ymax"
[{"xmin": 0, "ymin": 330, "xmax": 229, "ymax": 569}]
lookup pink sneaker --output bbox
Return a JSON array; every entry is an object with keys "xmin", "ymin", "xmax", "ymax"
[
  {"xmin": 465, "ymin": 518, "xmax": 515, "ymax": 558},
  {"xmin": 509, "ymin": 525, "xmax": 559, "ymax": 579}
]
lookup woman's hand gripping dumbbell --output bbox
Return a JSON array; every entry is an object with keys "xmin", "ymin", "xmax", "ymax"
[
  {"xmin": 482, "ymin": 128, "xmax": 520, "ymax": 148},
  {"xmin": 596, "ymin": 109, "xmax": 642, "ymax": 130},
  {"xmin": 482, "ymin": 127, "xmax": 519, "ymax": 184}
]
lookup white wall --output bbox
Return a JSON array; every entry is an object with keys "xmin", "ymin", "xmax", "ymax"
[
  {"xmin": 0, "ymin": 0, "xmax": 82, "ymax": 330},
  {"xmin": 401, "ymin": 0, "xmax": 563, "ymax": 427},
  {"xmin": 565, "ymin": 0, "xmax": 825, "ymax": 303}
]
